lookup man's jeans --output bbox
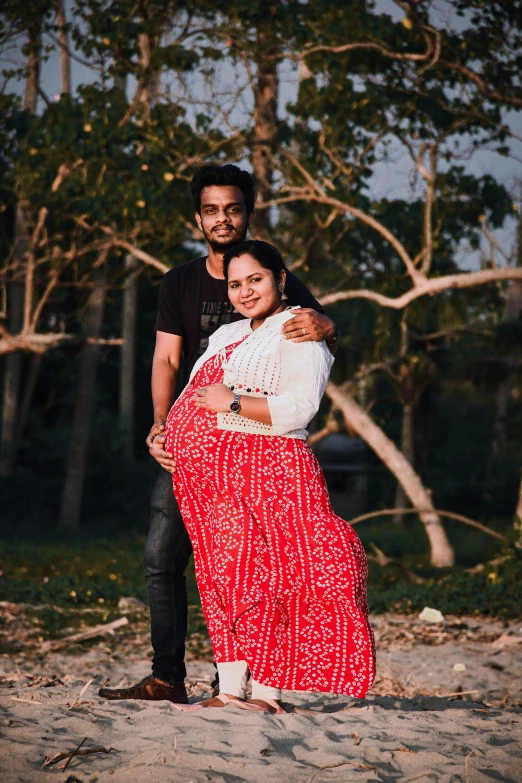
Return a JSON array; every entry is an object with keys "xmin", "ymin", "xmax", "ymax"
[{"xmin": 144, "ymin": 470, "xmax": 193, "ymax": 685}]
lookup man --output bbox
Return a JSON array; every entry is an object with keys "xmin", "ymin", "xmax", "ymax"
[{"xmin": 99, "ymin": 164, "xmax": 337, "ymax": 704}]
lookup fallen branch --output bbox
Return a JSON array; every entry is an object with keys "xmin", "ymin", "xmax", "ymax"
[
  {"xmin": 492, "ymin": 633, "xmax": 522, "ymax": 649},
  {"xmin": 10, "ymin": 696, "xmax": 42, "ymax": 704},
  {"xmin": 466, "ymin": 554, "xmax": 512, "ymax": 574},
  {"xmin": 307, "ymin": 759, "xmax": 376, "ymax": 783},
  {"xmin": 43, "ymin": 744, "xmax": 110, "ymax": 768},
  {"xmin": 443, "ymin": 690, "xmax": 479, "ymax": 699},
  {"xmin": 368, "ymin": 542, "xmax": 425, "ymax": 584},
  {"xmin": 42, "ymin": 616, "xmax": 129, "ymax": 651},
  {"xmin": 347, "ymin": 508, "xmax": 506, "ymax": 541},
  {"xmin": 63, "ymin": 737, "xmax": 87, "ymax": 772}
]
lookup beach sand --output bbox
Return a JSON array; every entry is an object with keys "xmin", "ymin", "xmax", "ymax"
[{"xmin": 1, "ymin": 610, "xmax": 521, "ymax": 782}]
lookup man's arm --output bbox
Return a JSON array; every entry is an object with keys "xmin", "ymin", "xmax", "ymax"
[
  {"xmin": 282, "ymin": 270, "xmax": 337, "ymax": 347},
  {"xmin": 146, "ymin": 331, "xmax": 183, "ymax": 472}
]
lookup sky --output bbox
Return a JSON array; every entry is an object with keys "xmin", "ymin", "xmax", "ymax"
[{"xmin": 1, "ymin": 0, "xmax": 521, "ymax": 271}]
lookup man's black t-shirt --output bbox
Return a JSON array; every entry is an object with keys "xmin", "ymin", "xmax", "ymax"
[{"xmin": 155, "ymin": 256, "xmax": 324, "ymax": 386}]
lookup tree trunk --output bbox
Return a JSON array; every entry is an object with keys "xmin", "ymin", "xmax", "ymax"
[
  {"xmin": 487, "ymin": 207, "xmax": 522, "ymax": 480},
  {"xmin": 393, "ymin": 401, "xmax": 414, "ymax": 523},
  {"xmin": 0, "ymin": 30, "xmax": 40, "ymax": 477},
  {"xmin": 251, "ymin": 29, "xmax": 278, "ymax": 241},
  {"xmin": 515, "ymin": 469, "xmax": 522, "ymax": 547},
  {"xmin": 114, "ymin": 74, "xmax": 126, "ymax": 93},
  {"xmin": 23, "ymin": 25, "xmax": 41, "ymax": 112},
  {"xmin": 0, "ymin": 279, "xmax": 24, "ymax": 476},
  {"xmin": 506, "ymin": 207, "xmax": 522, "ymax": 321},
  {"xmin": 393, "ymin": 314, "xmax": 411, "ymax": 523},
  {"xmin": 59, "ymin": 271, "xmax": 106, "ymax": 530},
  {"xmin": 491, "ymin": 382, "xmax": 510, "ymax": 457},
  {"xmin": 326, "ymin": 383, "xmax": 455, "ymax": 567},
  {"xmin": 137, "ymin": 30, "xmax": 160, "ymax": 117},
  {"xmin": 56, "ymin": 0, "xmax": 70, "ymax": 94},
  {"xmin": 119, "ymin": 255, "xmax": 138, "ymax": 459},
  {"xmin": 16, "ymin": 353, "xmax": 42, "ymax": 446}
]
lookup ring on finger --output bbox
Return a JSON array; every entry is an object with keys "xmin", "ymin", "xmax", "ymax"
[{"xmin": 302, "ymin": 328, "xmax": 306, "ymax": 336}]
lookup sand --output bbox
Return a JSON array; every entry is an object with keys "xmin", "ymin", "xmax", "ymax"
[{"xmin": 1, "ymin": 613, "xmax": 521, "ymax": 783}]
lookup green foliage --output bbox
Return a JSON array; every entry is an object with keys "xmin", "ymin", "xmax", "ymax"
[
  {"xmin": 1, "ymin": 533, "xmax": 520, "ymax": 622},
  {"xmin": 367, "ymin": 557, "xmax": 522, "ymax": 620},
  {"xmin": 0, "ymin": 536, "xmax": 149, "ymax": 606}
]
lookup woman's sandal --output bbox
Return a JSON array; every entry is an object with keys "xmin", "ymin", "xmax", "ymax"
[
  {"xmin": 171, "ymin": 694, "xmax": 264, "ymax": 712},
  {"xmin": 247, "ymin": 699, "xmax": 287, "ymax": 714}
]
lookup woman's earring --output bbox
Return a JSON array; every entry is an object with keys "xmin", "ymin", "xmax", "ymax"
[{"xmin": 279, "ymin": 285, "xmax": 288, "ymax": 301}]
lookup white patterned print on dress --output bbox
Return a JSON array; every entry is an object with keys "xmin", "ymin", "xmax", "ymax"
[{"xmin": 165, "ymin": 339, "xmax": 375, "ymax": 696}]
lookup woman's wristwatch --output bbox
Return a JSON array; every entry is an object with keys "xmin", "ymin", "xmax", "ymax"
[{"xmin": 229, "ymin": 393, "xmax": 242, "ymax": 414}]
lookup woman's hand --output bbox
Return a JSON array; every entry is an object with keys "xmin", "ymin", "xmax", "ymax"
[{"xmin": 194, "ymin": 384, "xmax": 234, "ymax": 413}]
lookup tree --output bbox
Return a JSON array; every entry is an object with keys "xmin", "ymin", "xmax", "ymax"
[
  {"xmin": 59, "ymin": 263, "xmax": 107, "ymax": 530},
  {"xmin": 0, "ymin": 2, "xmax": 44, "ymax": 476},
  {"xmin": 255, "ymin": 0, "xmax": 522, "ymax": 565}
]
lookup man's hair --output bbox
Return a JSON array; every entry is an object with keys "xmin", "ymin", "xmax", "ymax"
[
  {"xmin": 190, "ymin": 164, "xmax": 256, "ymax": 216},
  {"xmin": 223, "ymin": 240, "xmax": 286, "ymax": 281}
]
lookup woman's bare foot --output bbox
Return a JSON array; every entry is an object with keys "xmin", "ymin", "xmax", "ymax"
[
  {"xmin": 247, "ymin": 699, "xmax": 287, "ymax": 714},
  {"xmin": 172, "ymin": 694, "xmax": 265, "ymax": 712}
]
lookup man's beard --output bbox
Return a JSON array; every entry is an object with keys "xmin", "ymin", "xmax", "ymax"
[{"xmin": 203, "ymin": 225, "xmax": 248, "ymax": 252}]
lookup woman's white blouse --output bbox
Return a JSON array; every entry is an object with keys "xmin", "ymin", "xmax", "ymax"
[{"xmin": 186, "ymin": 308, "xmax": 334, "ymax": 440}]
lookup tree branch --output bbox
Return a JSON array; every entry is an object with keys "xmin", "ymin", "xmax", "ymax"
[
  {"xmin": 438, "ymin": 58, "xmax": 522, "ymax": 110},
  {"xmin": 109, "ymin": 239, "xmax": 170, "ymax": 274},
  {"xmin": 0, "ymin": 329, "xmax": 75, "ymax": 356},
  {"xmin": 72, "ymin": 220, "xmax": 171, "ymax": 274},
  {"xmin": 22, "ymin": 163, "xmax": 72, "ymax": 332},
  {"xmin": 347, "ymin": 507, "xmax": 506, "ymax": 541},
  {"xmin": 277, "ymin": 149, "xmax": 423, "ymax": 284},
  {"xmin": 295, "ymin": 36, "xmax": 435, "ymax": 63},
  {"xmin": 319, "ymin": 268, "xmax": 522, "ymax": 308}
]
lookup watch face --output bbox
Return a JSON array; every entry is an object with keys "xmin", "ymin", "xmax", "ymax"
[{"xmin": 230, "ymin": 401, "xmax": 241, "ymax": 413}]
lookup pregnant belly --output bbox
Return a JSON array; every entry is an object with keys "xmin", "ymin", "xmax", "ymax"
[{"xmin": 165, "ymin": 392, "xmax": 216, "ymax": 462}]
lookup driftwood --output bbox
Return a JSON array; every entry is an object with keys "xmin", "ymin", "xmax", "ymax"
[
  {"xmin": 443, "ymin": 689, "xmax": 479, "ymax": 699},
  {"xmin": 42, "ymin": 616, "xmax": 129, "ymax": 651},
  {"xmin": 43, "ymin": 741, "xmax": 111, "ymax": 769},
  {"xmin": 492, "ymin": 633, "xmax": 522, "ymax": 649},
  {"xmin": 466, "ymin": 554, "xmax": 512, "ymax": 574},
  {"xmin": 62, "ymin": 738, "xmax": 87, "ymax": 772},
  {"xmin": 307, "ymin": 759, "xmax": 376, "ymax": 783}
]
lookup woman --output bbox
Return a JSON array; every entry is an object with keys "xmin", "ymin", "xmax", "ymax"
[{"xmin": 165, "ymin": 240, "xmax": 375, "ymax": 713}]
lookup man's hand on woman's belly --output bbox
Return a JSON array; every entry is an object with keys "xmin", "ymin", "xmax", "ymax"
[{"xmin": 146, "ymin": 418, "xmax": 177, "ymax": 473}]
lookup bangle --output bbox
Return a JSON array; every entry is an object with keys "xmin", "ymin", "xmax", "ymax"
[{"xmin": 326, "ymin": 328, "xmax": 340, "ymax": 346}]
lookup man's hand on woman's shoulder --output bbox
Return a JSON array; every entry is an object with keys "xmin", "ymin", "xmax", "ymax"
[{"xmin": 282, "ymin": 309, "xmax": 336, "ymax": 346}]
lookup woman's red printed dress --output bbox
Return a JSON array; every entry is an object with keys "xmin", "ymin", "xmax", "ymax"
[{"xmin": 165, "ymin": 338, "xmax": 375, "ymax": 697}]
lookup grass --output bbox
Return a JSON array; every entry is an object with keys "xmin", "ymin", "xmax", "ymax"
[{"xmin": 0, "ymin": 525, "xmax": 520, "ymax": 648}]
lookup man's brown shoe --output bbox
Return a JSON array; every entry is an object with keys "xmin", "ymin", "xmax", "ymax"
[{"xmin": 98, "ymin": 675, "xmax": 188, "ymax": 704}]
